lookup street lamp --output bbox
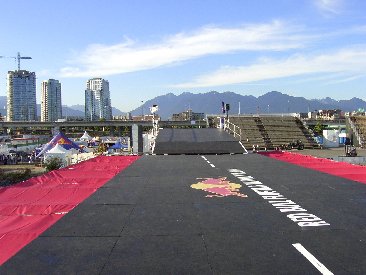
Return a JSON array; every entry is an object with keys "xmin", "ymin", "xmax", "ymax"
[{"xmin": 141, "ymin": 101, "xmax": 144, "ymax": 119}]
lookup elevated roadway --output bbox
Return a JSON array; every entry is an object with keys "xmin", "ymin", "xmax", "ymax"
[{"xmin": 0, "ymin": 120, "xmax": 206, "ymax": 129}]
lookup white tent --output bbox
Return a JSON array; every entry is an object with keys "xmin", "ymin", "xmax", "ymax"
[
  {"xmin": 80, "ymin": 131, "xmax": 93, "ymax": 141},
  {"xmin": 44, "ymin": 143, "xmax": 71, "ymax": 164}
]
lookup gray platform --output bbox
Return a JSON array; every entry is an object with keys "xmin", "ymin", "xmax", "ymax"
[
  {"xmin": 154, "ymin": 128, "xmax": 246, "ymax": 154},
  {"xmin": 1, "ymin": 154, "xmax": 365, "ymax": 274}
]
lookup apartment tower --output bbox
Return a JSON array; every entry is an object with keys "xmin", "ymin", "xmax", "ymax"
[
  {"xmin": 7, "ymin": 70, "xmax": 37, "ymax": 121},
  {"xmin": 41, "ymin": 79, "xmax": 62, "ymax": 122},
  {"xmin": 85, "ymin": 78, "xmax": 112, "ymax": 121}
]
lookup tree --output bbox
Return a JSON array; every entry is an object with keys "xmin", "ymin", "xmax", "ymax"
[
  {"xmin": 0, "ymin": 169, "xmax": 32, "ymax": 187},
  {"xmin": 313, "ymin": 122, "xmax": 324, "ymax": 136},
  {"xmin": 94, "ymin": 142, "xmax": 108, "ymax": 155},
  {"xmin": 44, "ymin": 157, "xmax": 64, "ymax": 171}
]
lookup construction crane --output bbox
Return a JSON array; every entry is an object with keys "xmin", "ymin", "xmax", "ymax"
[{"xmin": 0, "ymin": 52, "xmax": 32, "ymax": 70}]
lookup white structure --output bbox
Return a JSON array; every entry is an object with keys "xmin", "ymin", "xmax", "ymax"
[
  {"xmin": 7, "ymin": 70, "xmax": 37, "ymax": 121},
  {"xmin": 322, "ymin": 129, "xmax": 340, "ymax": 148},
  {"xmin": 85, "ymin": 78, "xmax": 112, "ymax": 121},
  {"xmin": 80, "ymin": 131, "xmax": 92, "ymax": 141},
  {"xmin": 44, "ymin": 143, "xmax": 71, "ymax": 166},
  {"xmin": 41, "ymin": 79, "xmax": 62, "ymax": 122}
]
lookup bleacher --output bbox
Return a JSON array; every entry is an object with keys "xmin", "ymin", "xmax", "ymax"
[
  {"xmin": 227, "ymin": 116, "xmax": 318, "ymax": 149},
  {"xmin": 228, "ymin": 117, "xmax": 267, "ymax": 149},
  {"xmin": 350, "ymin": 116, "xmax": 366, "ymax": 147}
]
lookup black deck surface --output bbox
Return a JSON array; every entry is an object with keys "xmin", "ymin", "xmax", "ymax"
[
  {"xmin": 1, "ymin": 153, "xmax": 365, "ymax": 274},
  {"xmin": 153, "ymin": 128, "xmax": 246, "ymax": 154}
]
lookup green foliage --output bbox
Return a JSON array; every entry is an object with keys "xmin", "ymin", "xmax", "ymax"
[
  {"xmin": 94, "ymin": 142, "xmax": 108, "ymax": 154},
  {"xmin": 44, "ymin": 157, "xmax": 64, "ymax": 172},
  {"xmin": 313, "ymin": 122, "xmax": 324, "ymax": 136},
  {"xmin": 0, "ymin": 168, "xmax": 32, "ymax": 187}
]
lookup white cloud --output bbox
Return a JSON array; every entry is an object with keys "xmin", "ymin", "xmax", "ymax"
[
  {"xmin": 314, "ymin": 0, "xmax": 343, "ymax": 15},
  {"xmin": 324, "ymin": 74, "xmax": 365, "ymax": 85},
  {"xmin": 172, "ymin": 46, "xmax": 366, "ymax": 88},
  {"xmin": 59, "ymin": 21, "xmax": 309, "ymax": 78}
]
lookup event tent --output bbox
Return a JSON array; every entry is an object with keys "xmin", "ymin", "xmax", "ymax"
[
  {"xmin": 44, "ymin": 143, "xmax": 71, "ymax": 163},
  {"xmin": 46, "ymin": 143, "xmax": 69, "ymax": 154},
  {"xmin": 108, "ymin": 140, "xmax": 129, "ymax": 154},
  {"xmin": 80, "ymin": 131, "xmax": 93, "ymax": 141},
  {"xmin": 36, "ymin": 132, "xmax": 82, "ymax": 157},
  {"xmin": 109, "ymin": 141, "xmax": 128, "ymax": 150}
]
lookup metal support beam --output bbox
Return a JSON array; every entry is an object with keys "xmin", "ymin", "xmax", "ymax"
[{"xmin": 132, "ymin": 124, "xmax": 143, "ymax": 154}]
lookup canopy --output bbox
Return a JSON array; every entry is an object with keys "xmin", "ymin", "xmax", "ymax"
[
  {"xmin": 44, "ymin": 144, "xmax": 71, "ymax": 163},
  {"xmin": 46, "ymin": 143, "xmax": 69, "ymax": 154},
  {"xmin": 80, "ymin": 131, "xmax": 92, "ymax": 141},
  {"xmin": 36, "ymin": 132, "xmax": 82, "ymax": 157},
  {"xmin": 110, "ymin": 141, "xmax": 128, "ymax": 149}
]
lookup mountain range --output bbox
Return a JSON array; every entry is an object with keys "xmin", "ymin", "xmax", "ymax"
[
  {"xmin": 131, "ymin": 91, "xmax": 366, "ymax": 119},
  {"xmin": 1, "ymin": 91, "xmax": 365, "ymax": 120}
]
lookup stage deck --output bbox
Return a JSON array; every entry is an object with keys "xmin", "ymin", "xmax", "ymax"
[
  {"xmin": 153, "ymin": 128, "xmax": 246, "ymax": 154},
  {"xmin": 1, "ymin": 152, "xmax": 365, "ymax": 274}
]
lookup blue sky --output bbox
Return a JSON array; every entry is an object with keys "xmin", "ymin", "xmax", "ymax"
[{"xmin": 0, "ymin": 0, "xmax": 365, "ymax": 112}]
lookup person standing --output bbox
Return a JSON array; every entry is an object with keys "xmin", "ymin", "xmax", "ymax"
[{"xmin": 344, "ymin": 136, "xmax": 351, "ymax": 155}]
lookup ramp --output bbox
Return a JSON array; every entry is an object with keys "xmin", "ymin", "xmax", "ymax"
[
  {"xmin": 2, "ymin": 154, "xmax": 366, "ymax": 274},
  {"xmin": 153, "ymin": 128, "xmax": 246, "ymax": 154}
]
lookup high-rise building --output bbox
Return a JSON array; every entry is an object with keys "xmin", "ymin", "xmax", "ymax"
[
  {"xmin": 41, "ymin": 79, "xmax": 62, "ymax": 122},
  {"xmin": 7, "ymin": 70, "xmax": 37, "ymax": 121},
  {"xmin": 85, "ymin": 78, "xmax": 112, "ymax": 121}
]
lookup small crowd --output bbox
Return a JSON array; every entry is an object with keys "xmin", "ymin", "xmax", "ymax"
[{"xmin": 0, "ymin": 152, "xmax": 36, "ymax": 165}]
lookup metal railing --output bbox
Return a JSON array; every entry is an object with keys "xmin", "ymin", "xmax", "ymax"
[
  {"xmin": 225, "ymin": 119, "xmax": 242, "ymax": 140},
  {"xmin": 348, "ymin": 116, "xmax": 364, "ymax": 147}
]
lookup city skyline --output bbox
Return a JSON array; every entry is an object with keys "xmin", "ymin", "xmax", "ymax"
[
  {"xmin": 0, "ymin": 0, "xmax": 365, "ymax": 112},
  {"xmin": 85, "ymin": 78, "xmax": 112, "ymax": 121},
  {"xmin": 41, "ymin": 79, "xmax": 62, "ymax": 122},
  {"xmin": 6, "ymin": 70, "xmax": 37, "ymax": 121}
]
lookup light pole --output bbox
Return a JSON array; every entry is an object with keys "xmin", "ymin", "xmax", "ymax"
[{"xmin": 141, "ymin": 100, "xmax": 144, "ymax": 120}]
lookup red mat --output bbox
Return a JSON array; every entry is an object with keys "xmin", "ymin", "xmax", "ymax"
[
  {"xmin": 260, "ymin": 151, "xmax": 366, "ymax": 184},
  {"xmin": 0, "ymin": 155, "xmax": 139, "ymax": 265}
]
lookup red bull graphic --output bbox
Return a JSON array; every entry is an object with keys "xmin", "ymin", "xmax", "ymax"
[
  {"xmin": 57, "ymin": 137, "xmax": 72, "ymax": 145},
  {"xmin": 191, "ymin": 177, "xmax": 247, "ymax": 198}
]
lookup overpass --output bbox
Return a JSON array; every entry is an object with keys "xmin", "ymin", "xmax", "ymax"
[
  {"xmin": 0, "ymin": 120, "xmax": 206, "ymax": 130},
  {"xmin": 0, "ymin": 120, "xmax": 207, "ymax": 154}
]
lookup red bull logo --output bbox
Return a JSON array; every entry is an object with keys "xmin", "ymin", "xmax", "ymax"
[
  {"xmin": 191, "ymin": 177, "xmax": 247, "ymax": 198},
  {"xmin": 57, "ymin": 137, "xmax": 71, "ymax": 145}
]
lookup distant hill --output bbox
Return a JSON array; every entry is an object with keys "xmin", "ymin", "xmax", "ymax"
[
  {"xmin": 130, "ymin": 91, "xmax": 366, "ymax": 119},
  {"xmin": 61, "ymin": 105, "xmax": 84, "ymax": 117},
  {"xmin": 1, "ymin": 92, "xmax": 365, "ymax": 120},
  {"xmin": 68, "ymin": 104, "xmax": 84, "ymax": 112},
  {"xmin": 69, "ymin": 104, "xmax": 125, "ymax": 116}
]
